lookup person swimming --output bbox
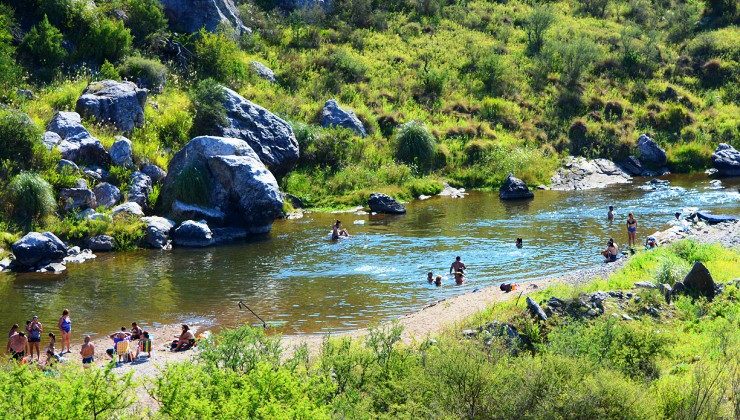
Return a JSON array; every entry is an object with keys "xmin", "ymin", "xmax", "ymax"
[
  {"xmin": 515, "ymin": 238, "xmax": 523, "ymax": 249},
  {"xmin": 434, "ymin": 275, "xmax": 442, "ymax": 287},
  {"xmin": 331, "ymin": 220, "xmax": 349, "ymax": 240},
  {"xmin": 450, "ymin": 256, "xmax": 466, "ymax": 285},
  {"xmin": 427, "ymin": 272, "xmax": 434, "ymax": 283}
]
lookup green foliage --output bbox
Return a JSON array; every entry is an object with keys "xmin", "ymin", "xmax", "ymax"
[
  {"xmin": 78, "ymin": 17, "xmax": 132, "ymax": 65},
  {"xmin": 0, "ymin": 109, "xmax": 44, "ymax": 174},
  {"xmin": 109, "ymin": 216, "xmax": 146, "ymax": 250},
  {"xmin": 568, "ymin": 118, "xmax": 632, "ymax": 160},
  {"xmin": 3, "ymin": 172, "xmax": 56, "ymax": 231},
  {"xmin": 190, "ymin": 78, "xmax": 227, "ymax": 137},
  {"xmin": 395, "ymin": 121, "xmax": 436, "ymax": 173},
  {"xmin": 479, "ymin": 97, "xmax": 520, "ymax": 129},
  {"xmin": 193, "ymin": 29, "xmax": 247, "ymax": 87},
  {"xmin": 98, "ymin": 60, "xmax": 120, "ymax": 81},
  {"xmin": 124, "ymin": 0, "xmax": 167, "ymax": 46},
  {"xmin": 580, "ymin": 0, "xmax": 611, "ymax": 17},
  {"xmin": 20, "ymin": 15, "xmax": 67, "ymax": 82},
  {"xmin": 296, "ymin": 125, "xmax": 359, "ymax": 170},
  {"xmin": 117, "ymin": 55, "xmax": 167, "ymax": 92},
  {"xmin": 0, "ymin": 5, "xmax": 22, "ymax": 99},
  {"xmin": 526, "ymin": 5, "xmax": 555, "ymax": 54},
  {"xmin": 667, "ymin": 143, "xmax": 713, "ymax": 172},
  {"xmin": 553, "ymin": 36, "xmax": 601, "ymax": 87},
  {"xmin": 476, "ymin": 53, "xmax": 516, "ymax": 97}
]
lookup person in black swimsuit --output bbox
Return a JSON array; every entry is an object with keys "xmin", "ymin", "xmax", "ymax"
[{"xmin": 626, "ymin": 213, "xmax": 637, "ymax": 248}]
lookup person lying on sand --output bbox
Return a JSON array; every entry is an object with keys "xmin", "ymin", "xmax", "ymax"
[
  {"xmin": 170, "ymin": 325, "xmax": 195, "ymax": 352},
  {"xmin": 8, "ymin": 332, "xmax": 27, "ymax": 361},
  {"xmin": 450, "ymin": 256, "xmax": 466, "ymax": 284},
  {"xmin": 80, "ymin": 335, "xmax": 95, "ymax": 367},
  {"xmin": 601, "ymin": 238, "xmax": 618, "ymax": 263},
  {"xmin": 331, "ymin": 220, "xmax": 349, "ymax": 241}
]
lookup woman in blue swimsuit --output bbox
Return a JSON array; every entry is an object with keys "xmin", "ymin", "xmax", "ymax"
[
  {"xmin": 58, "ymin": 309, "xmax": 72, "ymax": 354},
  {"xmin": 626, "ymin": 213, "xmax": 637, "ymax": 248}
]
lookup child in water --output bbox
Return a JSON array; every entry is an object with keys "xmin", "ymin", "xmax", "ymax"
[
  {"xmin": 434, "ymin": 276, "xmax": 442, "ymax": 287},
  {"xmin": 427, "ymin": 272, "xmax": 434, "ymax": 283},
  {"xmin": 515, "ymin": 238, "xmax": 523, "ymax": 249}
]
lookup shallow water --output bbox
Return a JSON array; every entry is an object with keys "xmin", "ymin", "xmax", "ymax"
[{"xmin": 1, "ymin": 174, "xmax": 738, "ymax": 337}]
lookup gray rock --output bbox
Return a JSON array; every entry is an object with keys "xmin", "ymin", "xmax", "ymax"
[
  {"xmin": 682, "ymin": 261, "xmax": 715, "ymax": 300},
  {"xmin": 67, "ymin": 246, "xmax": 81, "ymax": 256},
  {"xmin": 74, "ymin": 178, "xmax": 88, "ymax": 189},
  {"xmin": 461, "ymin": 329, "xmax": 477, "ymax": 338},
  {"xmin": 672, "ymin": 281, "xmax": 686, "ymax": 294},
  {"xmin": 64, "ymin": 248, "xmax": 96, "ymax": 263},
  {"xmin": 499, "ymin": 173, "xmax": 534, "ymax": 200},
  {"xmin": 128, "ymin": 171, "xmax": 153, "ymax": 209},
  {"xmin": 17, "ymin": 88, "xmax": 34, "ymax": 99},
  {"xmin": 634, "ymin": 281, "xmax": 657, "ymax": 289},
  {"xmin": 618, "ymin": 156, "xmax": 657, "ymax": 177},
  {"xmin": 659, "ymin": 283, "xmax": 673, "ymax": 303},
  {"xmin": 111, "ymin": 202, "xmax": 145, "ymax": 218},
  {"xmin": 43, "ymin": 131, "xmax": 62, "ymax": 150},
  {"xmin": 141, "ymin": 163, "xmax": 167, "ymax": 184},
  {"xmin": 159, "ymin": 136, "xmax": 284, "ymax": 233},
  {"xmin": 368, "ymin": 193, "xmax": 406, "ymax": 214},
  {"xmin": 46, "ymin": 111, "xmax": 90, "ymax": 140},
  {"xmin": 141, "ymin": 216, "xmax": 176, "ymax": 249},
  {"xmin": 212, "ymin": 227, "xmax": 248, "ymax": 244},
  {"xmin": 82, "ymin": 166, "xmax": 110, "ymax": 181},
  {"xmin": 320, "ymin": 99, "xmax": 367, "ymax": 137},
  {"xmin": 76, "ymin": 80, "xmax": 147, "ymax": 132},
  {"xmin": 637, "ymin": 134, "xmax": 667, "ymax": 166},
  {"xmin": 57, "ymin": 159, "xmax": 79, "ymax": 172},
  {"xmin": 526, "ymin": 297, "xmax": 548, "ymax": 321},
  {"xmin": 172, "ymin": 220, "xmax": 214, "ymax": 247},
  {"xmin": 78, "ymin": 208, "xmax": 107, "ymax": 221},
  {"xmin": 59, "ymin": 188, "xmax": 96, "ymax": 211},
  {"xmin": 711, "ymin": 143, "xmax": 740, "ymax": 177},
  {"xmin": 85, "ymin": 235, "xmax": 115, "ymax": 252},
  {"xmin": 93, "ymin": 182, "xmax": 121, "ymax": 208},
  {"xmin": 47, "ymin": 112, "xmax": 112, "ymax": 167},
  {"xmin": 160, "ymin": 0, "xmax": 248, "ymax": 34},
  {"xmin": 551, "ymin": 157, "xmax": 632, "ymax": 191},
  {"xmin": 250, "ymin": 61, "xmax": 276, "ymax": 83},
  {"xmin": 217, "ymin": 87, "xmax": 299, "ymax": 177},
  {"xmin": 171, "ymin": 200, "xmax": 226, "ymax": 225},
  {"xmin": 37, "ymin": 262, "xmax": 66, "ymax": 273},
  {"xmin": 110, "ymin": 136, "xmax": 134, "ymax": 168},
  {"xmin": 10, "ymin": 232, "xmax": 68, "ymax": 271}
]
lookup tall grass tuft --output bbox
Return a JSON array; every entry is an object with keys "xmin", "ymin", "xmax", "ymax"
[
  {"xmin": 395, "ymin": 121, "xmax": 436, "ymax": 173},
  {"xmin": 3, "ymin": 172, "xmax": 56, "ymax": 231}
]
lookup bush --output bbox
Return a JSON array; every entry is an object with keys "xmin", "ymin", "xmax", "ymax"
[
  {"xmin": 526, "ymin": 5, "xmax": 555, "ymax": 54},
  {"xmin": 654, "ymin": 259, "xmax": 690, "ymax": 286},
  {"xmin": 3, "ymin": 172, "xmax": 56, "ymax": 230},
  {"xmin": 415, "ymin": 66, "xmax": 447, "ymax": 103},
  {"xmin": 125, "ymin": 0, "xmax": 167, "ymax": 46},
  {"xmin": 19, "ymin": 15, "xmax": 67, "ymax": 82},
  {"xmin": 476, "ymin": 53, "xmax": 516, "ymax": 97},
  {"xmin": 326, "ymin": 48, "xmax": 368, "ymax": 83},
  {"xmin": 464, "ymin": 140, "xmax": 495, "ymax": 164},
  {"xmin": 568, "ymin": 119, "xmax": 631, "ymax": 160},
  {"xmin": 667, "ymin": 143, "xmax": 712, "ymax": 172},
  {"xmin": 78, "ymin": 17, "xmax": 132, "ymax": 64},
  {"xmin": 395, "ymin": 121, "xmax": 436, "ymax": 173},
  {"xmin": 479, "ymin": 97, "xmax": 520, "ymax": 129},
  {"xmin": 654, "ymin": 104, "xmax": 694, "ymax": 135},
  {"xmin": 190, "ymin": 79, "xmax": 227, "ymax": 137},
  {"xmin": 556, "ymin": 37, "xmax": 600, "ymax": 87},
  {"xmin": 298, "ymin": 126, "xmax": 357, "ymax": 170},
  {"xmin": 97, "ymin": 60, "xmax": 120, "ymax": 80},
  {"xmin": 700, "ymin": 59, "xmax": 730, "ymax": 88},
  {"xmin": 0, "ymin": 6, "xmax": 22, "ymax": 99},
  {"xmin": 0, "ymin": 109, "xmax": 44, "ymax": 172},
  {"xmin": 118, "ymin": 55, "xmax": 168, "ymax": 92},
  {"xmin": 193, "ymin": 29, "xmax": 247, "ymax": 87}
]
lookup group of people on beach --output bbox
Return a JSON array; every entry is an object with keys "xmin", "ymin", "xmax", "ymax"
[
  {"xmin": 602, "ymin": 207, "xmax": 688, "ymax": 262},
  {"xmin": 6, "ymin": 308, "xmax": 198, "ymax": 367}
]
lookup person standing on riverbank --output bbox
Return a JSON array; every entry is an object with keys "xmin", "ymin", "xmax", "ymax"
[
  {"xmin": 27, "ymin": 316, "xmax": 43, "ymax": 360},
  {"xmin": 80, "ymin": 336, "xmax": 94, "ymax": 367},
  {"xmin": 626, "ymin": 213, "xmax": 638, "ymax": 248},
  {"xmin": 8, "ymin": 332, "xmax": 27, "ymax": 360},
  {"xmin": 450, "ymin": 256, "xmax": 466, "ymax": 285},
  {"xmin": 58, "ymin": 309, "xmax": 71, "ymax": 354}
]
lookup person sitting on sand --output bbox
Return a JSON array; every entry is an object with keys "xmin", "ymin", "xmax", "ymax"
[
  {"xmin": 45, "ymin": 332, "xmax": 59, "ymax": 367},
  {"xmin": 80, "ymin": 335, "xmax": 95, "ymax": 367},
  {"xmin": 515, "ymin": 238, "xmax": 523, "ymax": 249},
  {"xmin": 7, "ymin": 324, "xmax": 19, "ymax": 353},
  {"xmin": 601, "ymin": 239, "xmax": 619, "ymax": 262},
  {"xmin": 427, "ymin": 272, "xmax": 434, "ymax": 283},
  {"xmin": 106, "ymin": 327, "xmax": 131, "ymax": 359},
  {"xmin": 170, "ymin": 325, "xmax": 195, "ymax": 352},
  {"xmin": 8, "ymin": 332, "xmax": 27, "ymax": 361},
  {"xmin": 130, "ymin": 322, "xmax": 143, "ymax": 340},
  {"xmin": 435, "ymin": 275, "xmax": 442, "ymax": 287},
  {"xmin": 136, "ymin": 331, "xmax": 152, "ymax": 359},
  {"xmin": 331, "ymin": 220, "xmax": 349, "ymax": 241},
  {"xmin": 645, "ymin": 236, "xmax": 658, "ymax": 249},
  {"xmin": 450, "ymin": 256, "xmax": 466, "ymax": 285}
]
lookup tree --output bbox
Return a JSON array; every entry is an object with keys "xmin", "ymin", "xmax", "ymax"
[
  {"xmin": 125, "ymin": 0, "xmax": 168, "ymax": 46},
  {"xmin": 20, "ymin": 15, "xmax": 67, "ymax": 81},
  {"xmin": 193, "ymin": 29, "xmax": 247, "ymax": 87},
  {"xmin": 0, "ymin": 5, "xmax": 23, "ymax": 99},
  {"xmin": 526, "ymin": 5, "xmax": 556, "ymax": 54}
]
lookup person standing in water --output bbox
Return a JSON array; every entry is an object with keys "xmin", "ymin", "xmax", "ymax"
[
  {"xmin": 449, "ymin": 256, "xmax": 466, "ymax": 285},
  {"xmin": 427, "ymin": 272, "xmax": 434, "ymax": 283},
  {"xmin": 331, "ymin": 220, "xmax": 349, "ymax": 240},
  {"xmin": 626, "ymin": 213, "xmax": 637, "ymax": 248},
  {"xmin": 515, "ymin": 238, "xmax": 523, "ymax": 249},
  {"xmin": 58, "ymin": 309, "xmax": 71, "ymax": 354},
  {"xmin": 608, "ymin": 206, "xmax": 614, "ymax": 221}
]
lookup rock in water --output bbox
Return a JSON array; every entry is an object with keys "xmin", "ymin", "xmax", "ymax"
[
  {"xmin": 173, "ymin": 220, "xmax": 214, "ymax": 247},
  {"xmin": 10, "ymin": 232, "xmax": 68, "ymax": 271},
  {"xmin": 320, "ymin": 99, "xmax": 367, "ymax": 137},
  {"xmin": 682, "ymin": 261, "xmax": 715, "ymax": 300},
  {"xmin": 128, "ymin": 171, "xmax": 153, "ymax": 209},
  {"xmin": 637, "ymin": 134, "xmax": 667, "ymax": 166},
  {"xmin": 250, "ymin": 61, "xmax": 276, "ymax": 83},
  {"xmin": 711, "ymin": 143, "xmax": 740, "ymax": 177},
  {"xmin": 110, "ymin": 136, "xmax": 134, "ymax": 168},
  {"xmin": 59, "ymin": 188, "xmax": 97, "ymax": 211},
  {"xmin": 368, "ymin": 193, "xmax": 406, "ymax": 214},
  {"xmin": 85, "ymin": 235, "xmax": 115, "ymax": 252},
  {"xmin": 526, "ymin": 297, "xmax": 548, "ymax": 321},
  {"xmin": 499, "ymin": 173, "xmax": 534, "ymax": 200},
  {"xmin": 93, "ymin": 183, "xmax": 122, "ymax": 208},
  {"xmin": 158, "ymin": 136, "xmax": 284, "ymax": 233},
  {"xmin": 46, "ymin": 112, "xmax": 111, "ymax": 167},
  {"xmin": 141, "ymin": 216, "xmax": 176, "ymax": 249},
  {"xmin": 551, "ymin": 156, "xmax": 632, "ymax": 191},
  {"xmin": 217, "ymin": 87, "xmax": 299, "ymax": 177},
  {"xmin": 76, "ymin": 80, "xmax": 147, "ymax": 132},
  {"xmin": 160, "ymin": 0, "xmax": 248, "ymax": 34}
]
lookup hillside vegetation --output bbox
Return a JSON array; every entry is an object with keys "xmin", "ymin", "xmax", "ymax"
[{"xmin": 0, "ymin": 0, "xmax": 738, "ymax": 235}]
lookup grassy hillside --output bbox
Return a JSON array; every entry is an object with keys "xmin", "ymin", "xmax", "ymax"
[{"xmin": 0, "ymin": 0, "xmax": 738, "ymax": 233}]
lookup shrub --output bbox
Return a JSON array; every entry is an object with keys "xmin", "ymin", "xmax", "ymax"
[
  {"xmin": 97, "ymin": 60, "xmax": 120, "ymax": 80},
  {"xmin": 326, "ymin": 48, "xmax": 367, "ymax": 83},
  {"xmin": 654, "ymin": 104, "xmax": 693, "ymax": 135},
  {"xmin": 125, "ymin": 0, "xmax": 167, "ymax": 46},
  {"xmin": 193, "ymin": 29, "xmax": 247, "ymax": 87},
  {"xmin": 479, "ymin": 97, "xmax": 520, "ymax": 129},
  {"xmin": 109, "ymin": 216, "xmax": 145, "ymax": 250},
  {"xmin": 464, "ymin": 140, "xmax": 495, "ymax": 164},
  {"xmin": 580, "ymin": 0, "xmax": 610, "ymax": 17},
  {"xmin": 0, "ymin": 109, "xmax": 43, "ymax": 172},
  {"xmin": 3, "ymin": 172, "xmax": 56, "ymax": 230},
  {"xmin": 167, "ymin": 162, "xmax": 211, "ymax": 207},
  {"xmin": 78, "ymin": 17, "xmax": 132, "ymax": 65},
  {"xmin": 395, "ymin": 121, "xmax": 436, "ymax": 173},
  {"xmin": 118, "ymin": 55, "xmax": 168, "ymax": 92},
  {"xmin": 557, "ymin": 37, "xmax": 600, "ymax": 87},
  {"xmin": 190, "ymin": 79, "xmax": 228, "ymax": 137},
  {"xmin": 0, "ymin": 6, "xmax": 22, "ymax": 99},
  {"xmin": 19, "ymin": 15, "xmax": 67, "ymax": 82},
  {"xmin": 415, "ymin": 66, "xmax": 447, "ymax": 103},
  {"xmin": 654, "ymin": 259, "xmax": 690, "ymax": 286},
  {"xmin": 526, "ymin": 5, "xmax": 555, "ymax": 54},
  {"xmin": 476, "ymin": 53, "xmax": 516, "ymax": 97},
  {"xmin": 568, "ymin": 119, "xmax": 631, "ymax": 160},
  {"xmin": 700, "ymin": 59, "xmax": 730, "ymax": 88},
  {"xmin": 667, "ymin": 143, "xmax": 712, "ymax": 172},
  {"xmin": 298, "ymin": 127, "xmax": 356, "ymax": 170}
]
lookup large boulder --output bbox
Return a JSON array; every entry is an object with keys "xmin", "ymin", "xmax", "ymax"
[
  {"xmin": 85, "ymin": 235, "xmax": 115, "ymax": 252},
  {"xmin": 217, "ymin": 87, "xmax": 299, "ymax": 177},
  {"xmin": 711, "ymin": 143, "xmax": 740, "ymax": 177},
  {"xmin": 158, "ymin": 136, "xmax": 284, "ymax": 233},
  {"xmin": 368, "ymin": 193, "xmax": 406, "ymax": 214},
  {"xmin": 59, "ymin": 188, "xmax": 96, "ymax": 211},
  {"xmin": 93, "ymin": 182, "xmax": 121, "ymax": 208},
  {"xmin": 637, "ymin": 134, "xmax": 667, "ymax": 166},
  {"xmin": 499, "ymin": 174, "xmax": 534, "ymax": 200},
  {"xmin": 46, "ymin": 112, "xmax": 111, "ymax": 167},
  {"xmin": 159, "ymin": 0, "xmax": 248, "ymax": 34},
  {"xmin": 46, "ymin": 111, "xmax": 89, "ymax": 140},
  {"xmin": 320, "ymin": 99, "xmax": 367, "ymax": 137},
  {"xmin": 171, "ymin": 200, "xmax": 226, "ymax": 225},
  {"xmin": 172, "ymin": 220, "xmax": 214, "ymax": 247},
  {"xmin": 111, "ymin": 202, "xmax": 145, "ymax": 218},
  {"xmin": 682, "ymin": 262, "xmax": 715, "ymax": 300},
  {"xmin": 250, "ymin": 61, "xmax": 276, "ymax": 83},
  {"xmin": 10, "ymin": 232, "xmax": 68, "ymax": 270},
  {"xmin": 76, "ymin": 80, "xmax": 147, "ymax": 132},
  {"xmin": 141, "ymin": 163, "xmax": 167, "ymax": 184},
  {"xmin": 43, "ymin": 131, "xmax": 62, "ymax": 150},
  {"xmin": 128, "ymin": 171, "xmax": 153, "ymax": 209},
  {"xmin": 550, "ymin": 157, "xmax": 632, "ymax": 191},
  {"xmin": 141, "ymin": 216, "xmax": 176, "ymax": 249},
  {"xmin": 110, "ymin": 136, "xmax": 134, "ymax": 168}
]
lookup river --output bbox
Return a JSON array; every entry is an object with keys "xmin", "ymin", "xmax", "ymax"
[{"xmin": 1, "ymin": 174, "xmax": 738, "ymax": 337}]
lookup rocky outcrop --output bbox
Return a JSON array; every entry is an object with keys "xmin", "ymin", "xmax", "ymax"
[
  {"xmin": 111, "ymin": 202, "xmax": 145, "ymax": 218},
  {"xmin": 682, "ymin": 262, "xmax": 715, "ymax": 300},
  {"xmin": 85, "ymin": 235, "xmax": 115, "ymax": 252},
  {"xmin": 47, "ymin": 111, "xmax": 89, "ymax": 140},
  {"xmin": 217, "ymin": 87, "xmax": 299, "ymax": 177},
  {"xmin": 93, "ymin": 183, "xmax": 121, "ymax": 208},
  {"xmin": 10, "ymin": 232, "xmax": 68, "ymax": 271},
  {"xmin": 368, "ymin": 193, "xmax": 406, "ymax": 214},
  {"xmin": 550, "ymin": 157, "xmax": 632, "ymax": 191},
  {"xmin": 43, "ymin": 131, "xmax": 62, "ymax": 150},
  {"xmin": 141, "ymin": 216, "xmax": 176, "ymax": 249},
  {"xmin": 636, "ymin": 134, "xmax": 667, "ymax": 166},
  {"xmin": 160, "ymin": 0, "xmax": 248, "ymax": 34},
  {"xmin": 76, "ymin": 80, "xmax": 147, "ymax": 132},
  {"xmin": 711, "ymin": 143, "xmax": 740, "ymax": 177},
  {"xmin": 57, "ymin": 159, "xmax": 79, "ymax": 172},
  {"xmin": 141, "ymin": 163, "xmax": 167, "ymax": 184},
  {"xmin": 526, "ymin": 297, "xmax": 548, "ymax": 321},
  {"xmin": 110, "ymin": 136, "xmax": 134, "ymax": 168},
  {"xmin": 171, "ymin": 200, "xmax": 226, "ymax": 225},
  {"xmin": 320, "ymin": 99, "xmax": 367, "ymax": 137},
  {"xmin": 46, "ymin": 112, "xmax": 111, "ymax": 167},
  {"xmin": 250, "ymin": 61, "xmax": 276, "ymax": 83},
  {"xmin": 59, "ymin": 188, "xmax": 96, "ymax": 211},
  {"xmin": 172, "ymin": 220, "xmax": 214, "ymax": 247},
  {"xmin": 499, "ymin": 174, "xmax": 534, "ymax": 200},
  {"xmin": 158, "ymin": 136, "xmax": 284, "ymax": 233},
  {"xmin": 128, "ymin": 171, "xmax": 153, "ymax": 209}
]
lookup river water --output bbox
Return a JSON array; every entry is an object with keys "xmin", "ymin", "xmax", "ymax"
[{"xmin": 1, "ymin": 174, "xmax": 738, "ymax": 337}]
